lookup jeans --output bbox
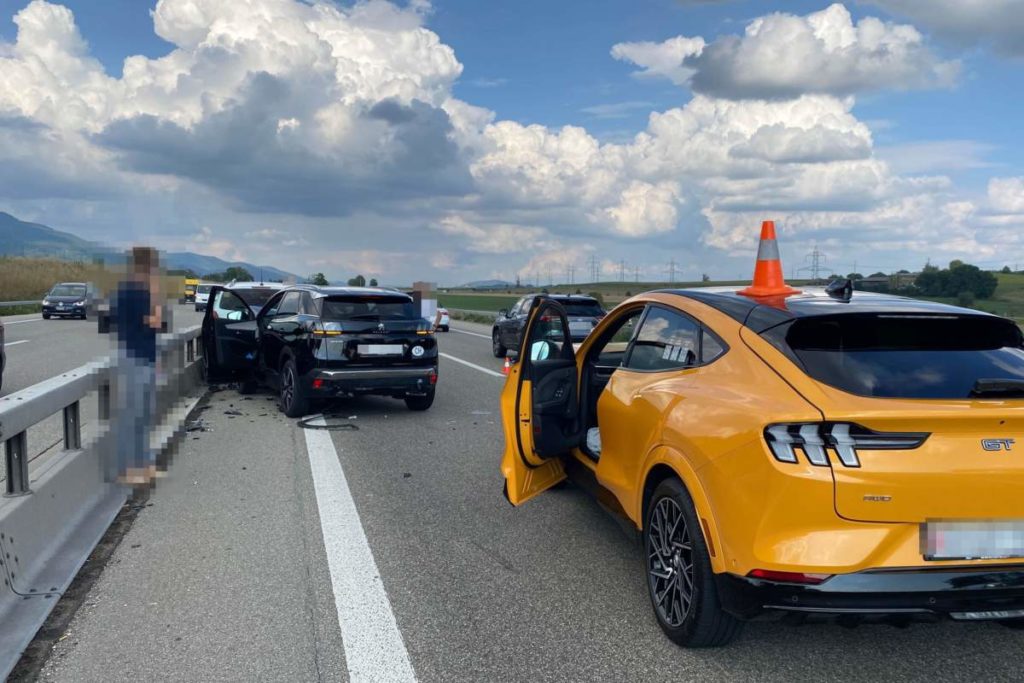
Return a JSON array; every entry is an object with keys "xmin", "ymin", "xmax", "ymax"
[{"xmin": 114, "ymin": 353, "xmax": 156, "ymax": 474}]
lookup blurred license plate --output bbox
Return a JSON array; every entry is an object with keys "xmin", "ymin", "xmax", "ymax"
[
  {"xmin": 358, "ymin": 344, "xmax": 403, "ymax": 356},
  {"xmin": 923, "ymin": 521, "xmax": 1024, "ymax": 560},
  {"xmin": 569, "ymin": 322, "xmax": 591, "ymax": 333}
]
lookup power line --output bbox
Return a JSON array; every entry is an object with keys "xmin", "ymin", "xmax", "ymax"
[
  {"xmin": 666, "ymin": 259, "xmax": 677, "ymax": 284},
  {"xmin": 588, "ymin": 255, "xmax": 600, "ymax": 283},
  {"xmin": 618, "ymin": 259, "xmax": 626, "ymax": 282},
  {"xmin": 634, "ymin": 265, "xmax": 640, "ymax": 283}
]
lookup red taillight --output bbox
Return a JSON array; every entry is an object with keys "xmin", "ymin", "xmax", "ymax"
[
  {"xmin": 540, "ymin": 315, "xmax": 555, "ymax": 322},
  {"xmin": 747, "ymin": 569, "xmax": 832, "ymax": 585},
  {"xmin": 429, "ymin": 371, "xmax": 438, "ymax": 385},
  {"xmin": 312, "ymin": 379, "xmax": 324, "ymax": 389}
]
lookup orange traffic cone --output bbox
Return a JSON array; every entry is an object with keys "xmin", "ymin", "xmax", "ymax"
[
  {"xmin": 738, "ymin": 221, "xmax": 801, "ymax": 298},
  {"xmin": 503, "ymin": 357, "xmax": 512, "ymax": 375}
]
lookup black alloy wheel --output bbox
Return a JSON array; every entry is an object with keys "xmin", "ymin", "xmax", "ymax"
[
  {"xmin": 648, "ymin": 495, "xmax": 695, "ymax": 629},
  {"xmin": 280, "ymin": 359, "xmax": 308, "ymax": 418},
  {"xmin": 492, "ymin": 329, "xmax": 506, "ymax": 358},
  {"xmin": 644, "ymin": 478, "xmax": 742, "ymax": 648}
]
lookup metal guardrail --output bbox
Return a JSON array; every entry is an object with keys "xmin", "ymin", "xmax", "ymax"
[
  {"xmin": 0, "ymin": 325, "xmax": 205, "ymax": 678},
  {"xmin": 0, "ymin": 301, "xmax": 38, "ymax": 309}
]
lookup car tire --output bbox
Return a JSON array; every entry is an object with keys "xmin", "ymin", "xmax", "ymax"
[
  {"xmin": 644, "ymin": 478, "xmax": 742, "ymax": 648},
  {"xmin": 42, "ymin": 313, "xmax": 50, "ymax": 320},
  {"xmin": 492, "ymin": 329, "xmax": 507, "ymax": 358},
  {"xmin": 279, "ymin": 358, "xmax": 309, "ymax": 418},
  {"xmin": 405, "ymin": 389, "xmax": 435, "ymax": 411},
  {"xmin": 441, "ymin": 325, "xmax": 449, "ymax": 332}
]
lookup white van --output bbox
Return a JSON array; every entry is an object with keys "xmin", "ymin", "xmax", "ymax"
[{"xmin": 194, "ymin": 283, "xmax": 214, "ymax": 312}]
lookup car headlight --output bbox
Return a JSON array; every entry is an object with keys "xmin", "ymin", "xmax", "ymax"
[{"xmin": 42, "ymin": 299, "xmax": 50, "ymax": 305}]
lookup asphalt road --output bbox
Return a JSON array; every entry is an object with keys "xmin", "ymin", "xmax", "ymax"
[{"xmin": 28, "ymin": 321, "xmax": 1024, "ymax": 681}]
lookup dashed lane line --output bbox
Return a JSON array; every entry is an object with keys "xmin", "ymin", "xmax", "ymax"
[
  {"xmin": 448, "ymin": 327, "xmax": 490, "ymax": 340},
  {"xmin": 3, "ymin": 340, "xmax": 29, "ymax": 347},
  {"xmin": 2, "ymin": 317, "xmax": 43, "ymax": 325},
  {"xmin": 439, "ymin": 352, "xmax": 505, "ymax": 379},
  {"xmin": 303, "ymin": 427, "xmax": 417, "ymax": 683}
]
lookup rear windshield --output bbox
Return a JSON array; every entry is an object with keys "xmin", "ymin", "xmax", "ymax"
[
  {"xmin": 561, "ymin": 300, "xmax": 603, "ymax": 316},
  {"xmin": 232, "ymin": 288, "xmax": 279, "ymax": 308},
  {"xmin": 197, "ymin": 284, "xmax": 212, "ymax": 294},
  {"xmin": 764, "ymin": 313, "xmax": 1024, "ymax": 399},
  {"xmin": 320, "ymin": 295, "xmax": 418, "ymax": 321},
  {"xmin": 50, "ymin": 284, "xmax": 86, "ymax": 297}
]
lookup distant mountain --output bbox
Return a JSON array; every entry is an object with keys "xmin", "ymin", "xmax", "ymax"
[
  {"xmin": 0, "ymin": 211, "xmax": 111, "ymax": 260},
  {"xmin": 0, "ymin": 211, "xmax": 297, "ymax": 281},
  {"xmin": 461, "ymin": 279, "xmax": 513, "ymax": 289}
]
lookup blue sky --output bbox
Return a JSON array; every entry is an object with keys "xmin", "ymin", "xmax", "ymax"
[{"xmin": 1, "ymin": 0, "xmax": 1023, "ymax": 283}]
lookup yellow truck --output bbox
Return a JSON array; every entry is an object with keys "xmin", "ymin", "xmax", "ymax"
[{"xmin": 183, "ymin": 277, "xmax": 200, "ymax": 302}]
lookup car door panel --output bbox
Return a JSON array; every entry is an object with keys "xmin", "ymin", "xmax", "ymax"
[
  {"xmin": 201, "ymin": 287, "xmax": 258, "ymax": 380},
  {"xmin": 500, "ymin": 298, "xmax": 580, "ymax": 505}
]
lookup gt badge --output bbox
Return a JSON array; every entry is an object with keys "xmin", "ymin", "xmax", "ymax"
[{"xmin": 981, "ymin": 438, "xmax": 1015, "ymax": 451}]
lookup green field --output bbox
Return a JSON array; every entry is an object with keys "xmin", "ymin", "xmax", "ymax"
[{"xmin": 440, "ymin": 273, "xmax": 1024, "ymax": 323}]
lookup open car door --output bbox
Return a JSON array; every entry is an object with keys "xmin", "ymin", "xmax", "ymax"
[
  {"xmin": 501, "ymin": 297, "xmax": 582, "ymax": 505},
  {"xmin": 201, "ymin": 286, "xmax": 259, "ymax": 382}
]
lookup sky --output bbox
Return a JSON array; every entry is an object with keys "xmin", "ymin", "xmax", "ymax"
[{"xmin": 1, "ymin": 0, "xmax": 1024, "ymax": 285}]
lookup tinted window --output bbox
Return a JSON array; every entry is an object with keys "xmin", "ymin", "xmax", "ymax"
[
  {"xmin": 563, "ymin": 301, "xmax": 604, "ymax": 316},
  {"xmin": 595, "ymin": 309, "xmax": 643, "ymax": 366},
  {"xmin": 277, "ymin": 292, "xmax": 300, "ymax": 315},
  {"xmin": 214, "ymin": 290, "xmax": 253, "ymax": 321},
  {"xmin": 231, "ymin": 287, "xmax": 279, "ymax": 309},
  {"xmin": 766, "ymin": 313, "xmax": 1024, "ymax": 399},
  {"xmin": 701, "ymin": 329, "xmax": 725, "ymax": 363},
  {"xmin": 627, "ymin": 308, "xmax": 699, "ymax": 371},
  {"xmin": 300, "ymin": 292, "xmax": 315, "ymax": 315},
  {"xmin": 50, "ymin": 284, "xmax": 87, "ymax": 297},
  {"xmin": 197, "ymin": 284, "xmax": 212, "ymax": 294},
  {"xmin": 321, "ymin": 295, "xmax": 418, "ymax": 321}
]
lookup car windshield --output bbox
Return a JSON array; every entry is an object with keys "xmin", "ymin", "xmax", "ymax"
[
  {"xmin": 321, "ymin": 295, "xmax": 418, "ymax": 320},
  {"xmin": 50, "ymin": 285, "xmax": 86, "ymax": 297},
  {"xmin": 766, "ymin": 313, "xmax": 1024, "ymax": 399},
  {"xmin": 231, "ymin": 287, "xmax": 279, "ymax": 309},
  {"xmin": 197, "ymin": 284, "xmax": 212, "ymax": 294}
]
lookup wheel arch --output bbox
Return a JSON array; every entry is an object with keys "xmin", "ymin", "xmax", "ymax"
[{"xmin": 638, "ymin": 445, "xmax": 726, "ymax": 574}]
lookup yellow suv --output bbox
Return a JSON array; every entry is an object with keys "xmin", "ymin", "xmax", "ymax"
[{"xmin": 500, "ymin": 285, "xmax": 1024, "ymax": 646}]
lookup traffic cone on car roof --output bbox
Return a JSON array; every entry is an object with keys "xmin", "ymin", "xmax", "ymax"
[{"xmin": 738, "ymin": 220, "xmax": 801, "ymax": 298}]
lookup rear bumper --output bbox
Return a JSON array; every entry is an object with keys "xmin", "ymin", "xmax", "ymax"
[
  {"xmin": 194, "ymin": 302, "xmax": 207, "ymax": 311},
  {"xmin": 310, "ymin": 365, "xmax": 437, "ymax": 396},
  {"xmin": 716, "ymin": 565, "xmax": 1024, "ymax": 621}
]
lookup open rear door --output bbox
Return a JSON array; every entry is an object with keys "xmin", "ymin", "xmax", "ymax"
[
  {"xmin": 501, "ymin": 298, "xmax": 581, "ymax": 505},
  {"xmin": 201, "ymin": 286, "xmax": 259, "ymax": 381}
]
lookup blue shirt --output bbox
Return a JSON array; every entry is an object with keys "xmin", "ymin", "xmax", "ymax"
[{"xmin": 115, "ymin": 281, "xmax": 157, "ymax": 363}]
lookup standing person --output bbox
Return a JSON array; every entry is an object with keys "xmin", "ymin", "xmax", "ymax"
[{"xmin": 113, "ymin": 247, "xmax": 162, "ymax": 486}]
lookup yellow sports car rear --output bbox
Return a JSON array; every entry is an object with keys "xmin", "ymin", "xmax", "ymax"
[{"xmin": 500, "ymin": 222, "xmax": 1024, "ymax": 647}]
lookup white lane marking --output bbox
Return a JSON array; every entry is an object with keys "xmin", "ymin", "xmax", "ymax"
[
  {"xmin": 439, "ymin": 352, "xmax": 505, "ymax": 378},
  {"xmin": 3, "ymin": 340, "xmax": 29, "ymax": 348},
  {"xmin": 2, "ymin": 317, "xmax": 42, "ymax": 325},
  {"xmin": 303, "ymin": 427, "xmax": 417, "ymax": 683},
  {"xmin": 448, "ymin": 327, "xmax": 490, "ymax": 340}
]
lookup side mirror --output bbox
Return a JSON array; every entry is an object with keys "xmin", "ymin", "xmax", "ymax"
[
  {"xmin": 530, "ymin": 339, "xmax": 553, "ymax": 361},
  {"xmin": 498, "ymin": 309, "xmax": 508, "ymax": 318}
]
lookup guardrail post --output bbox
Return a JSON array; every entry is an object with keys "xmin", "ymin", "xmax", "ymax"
[
  {"xmin": 63, "ymin": 401, "xmax": 81, "ymax": 450},
  {"xmin": 4, "ymin": 432, "xmax": 30, "ymax": 497}
]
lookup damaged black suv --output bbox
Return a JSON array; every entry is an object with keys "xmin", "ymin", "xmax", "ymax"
[{"xmin": 201, "ymin": 284, "xmax": 438, "ymax": 416}]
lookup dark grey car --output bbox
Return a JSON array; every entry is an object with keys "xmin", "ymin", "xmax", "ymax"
[
  {"xmin": 491, "ymin": 294, "xmax": 605, "ymax": 357},
  {"xmin": 41, "ymin": 282, "xmax": 96, "ymax": 320}
]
